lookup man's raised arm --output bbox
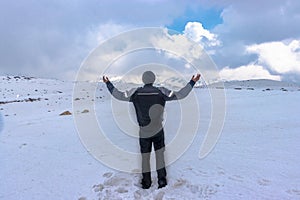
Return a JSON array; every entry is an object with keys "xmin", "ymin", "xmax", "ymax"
[
  {"xmin": 103, "ymin": 76, "xmax": 136, "ymax": 101},
  {"xmin": 159, "ymin": 74, "xmax": 201, "ymax": 101}
]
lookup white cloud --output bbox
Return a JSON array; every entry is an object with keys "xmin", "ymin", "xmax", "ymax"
[
  {"xmin": 184, "ymin": 22, "xmax": 221, "ymax": 47},
  {"xmin": 2, "ymin": 0, "xmax": 300, "ymax": 83},
  {"xmin": 184, "ymin": 63, "xmax": 192, "ymax": 69},
  {"xmin": 247, "ymin": 40, "xmax": 300, "ymax": 74},
  {"xmin": 213, "ymin": 0, "xmax": 300, "ymax": 43},
  {"xmin": 151, "ymin": 29, "xmax": 205, "ymax": 62},
  {"xmin": 0, "ymin": 0, "xmax": 189, "ymax": 80},
  {"xmin": 78, "ymin": 27, "xmax": 222, "ymax": 83},
  {"xmin": 95, "ymin": 23, "xmax": 133, "ymax": 44},
  {"xmin": 219, "ymin": 64, "xmax": 281, "ymax": 81},
  {"xmin": 156, "ymin": 49, "xmax": 181, "ymax": 60},
  {"xmin": 210, "ymin": 1, "xmax": 300, "ymax": 83}
]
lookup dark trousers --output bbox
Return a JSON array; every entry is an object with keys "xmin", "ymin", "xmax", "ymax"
[{"xmin": 139, "ymin": 128, "xmax": 167, "ymax": 181}]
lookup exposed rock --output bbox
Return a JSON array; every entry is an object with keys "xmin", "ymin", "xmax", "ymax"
[
  {"xmin": 59, "ymin": 111, "xmax": 72, "ymax": 116},
  {"xmin": 81, "ymin": 109, "xmax": 89, "ymax": 113}
]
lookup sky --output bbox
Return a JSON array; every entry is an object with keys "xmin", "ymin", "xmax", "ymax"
[{"xmin": 1, "ymin": 0, "xmax": 300, "ymax": 82}]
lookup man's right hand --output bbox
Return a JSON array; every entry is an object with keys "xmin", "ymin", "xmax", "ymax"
[
  {"xmin": 191, "ymin": 74, "xmax": 201, "ymax": 82},
  {"xmin": 103, "ymin": 76, "xmax": 109, "ymax": 83}
]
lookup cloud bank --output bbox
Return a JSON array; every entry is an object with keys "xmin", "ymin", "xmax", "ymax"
[
  {"xmin": 1, "ymin": 0, "xmax": 300, "ymax": 83},
  {"xmin": 219, "ymin": 65, "xmax": 281, "ymax": 81},
  {"xmin": 247, "ymin": 40, "xmax": 300, "ymax": 74}
]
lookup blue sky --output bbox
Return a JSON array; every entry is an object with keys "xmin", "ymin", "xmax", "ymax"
[
  {"xmin": 167, "ymin": 6, "xmax": 223, "ymax": 32},
  {"xmin": 1, "ymin": 0, "xmax": 300, "ymax": 82}
]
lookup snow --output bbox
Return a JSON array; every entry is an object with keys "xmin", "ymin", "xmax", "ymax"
[
  {"xmin": 0, "ymin": 76, "xmax": 300, "ymax": 199},
  {"xmin": 209, "ymin": 79, "xmax": 300, "ymax": 91}
]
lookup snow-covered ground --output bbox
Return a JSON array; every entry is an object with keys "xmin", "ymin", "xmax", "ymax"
[{"xmin": 0, "ymin": 76, "xmax": 300, "ymax": 200}]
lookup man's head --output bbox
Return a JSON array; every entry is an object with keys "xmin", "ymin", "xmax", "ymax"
[{"xmin": 142, "ymin": 71, "xmax": 156, "ymax": 85}]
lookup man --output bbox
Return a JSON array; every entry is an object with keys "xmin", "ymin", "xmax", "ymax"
[{"xmin": 103, "ymin": 71, "xmax": 200, "ymax": 189}]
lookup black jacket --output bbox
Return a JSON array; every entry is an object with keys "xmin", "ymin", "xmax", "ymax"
[{"xmin": 106, "ymin": 80, "xmax": 195, "ymax": 128}]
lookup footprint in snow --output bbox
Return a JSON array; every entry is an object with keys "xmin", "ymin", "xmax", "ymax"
[
  {"xmin": 257, "ymin": 178, "xmax": 271, "ymax": 186},
  {"xmin": 92, "ymin": 172, "xmax": 218, "ymax": 199},
  {"xmin": 228, "ymin": 175, "xmax": 244, "ymax": 182},
  {"xmin": 286, "ymin": 189, "xmax": 300, "ymax": 196},
  {"xmin": 102, "ymin": 172, "xmax": 113, "ymax": 178}
]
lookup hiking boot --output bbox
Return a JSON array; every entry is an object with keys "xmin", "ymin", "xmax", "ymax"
[
  {"xmin": 158, "ymin": 177, "xmax": 167, "ymax": 189},
  {"xmin": 141, "ymin": 179, "xmax": 152, "ymax": 189}
]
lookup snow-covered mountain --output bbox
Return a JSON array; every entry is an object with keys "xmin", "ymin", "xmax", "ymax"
[
  {"xmin": 208, "ymin": 79, "xmax": 300, "ymax": 91},
  {"xmin": 110, "ymin": 76, "xmax": 300, "ymax": 91}
]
